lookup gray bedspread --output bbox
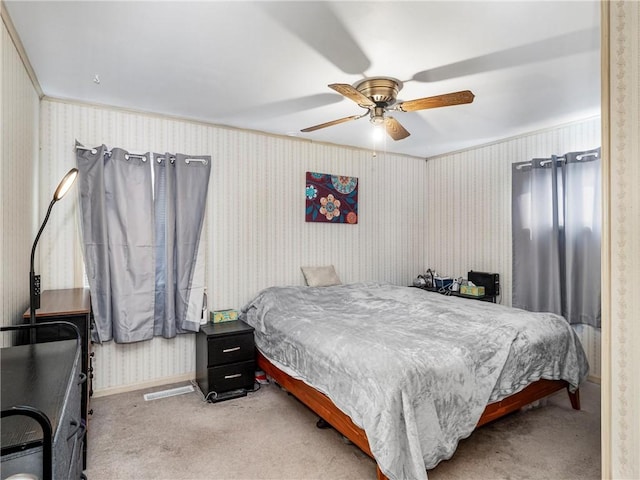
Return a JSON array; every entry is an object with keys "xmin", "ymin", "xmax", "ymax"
[{"xmin": 240, "ymin": 282, "xmax": 589, "ymax": 480}]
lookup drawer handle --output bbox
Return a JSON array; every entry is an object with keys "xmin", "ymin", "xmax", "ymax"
[
  {"xmin": 222, "ymin": 347, "xmax": 240, "ymax": 353},
  {"xmin": 224, "ymin": 373, "xmax": 242, "ymax": 379}
]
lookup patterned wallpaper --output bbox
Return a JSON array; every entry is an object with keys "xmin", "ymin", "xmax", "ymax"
[
  {"xmin": 0, "ymin": 19, "xmax": 39, "ymax": 346},
  {"xmin": 36, "ymin": 99, "xmax": 602, "ymax": 391},
  {"xmin": 38, "ymin": 99, "xmax": 429, "ymax": 393}
]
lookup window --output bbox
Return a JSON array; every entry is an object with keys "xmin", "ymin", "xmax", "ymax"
[{"xmin": 512, "ymin": 148, "xmax": 601, "ymax": 327}]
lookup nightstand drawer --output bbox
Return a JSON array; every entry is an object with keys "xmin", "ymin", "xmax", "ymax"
[
  {"xmin": 208, "ymin": 360, "xmax": 255, "ymax": 392},
  {"xmin": 208, "ymin": 333, "xmax": 254, "ymax": 366}
]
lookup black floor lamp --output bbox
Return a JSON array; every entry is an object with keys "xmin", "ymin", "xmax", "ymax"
[{"xmin": 29, "ymin": 167, "xmax": 79, "ymax": 343}]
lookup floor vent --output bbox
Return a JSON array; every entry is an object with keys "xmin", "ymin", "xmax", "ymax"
[{"xmin": 143, "ymin": 385, "xmax": 194, "ymax": 401}]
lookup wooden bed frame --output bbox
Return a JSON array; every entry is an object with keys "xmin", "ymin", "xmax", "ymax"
[{"xmin": 257, "ymin": 350, "xmax": 580, "ymax": 480}]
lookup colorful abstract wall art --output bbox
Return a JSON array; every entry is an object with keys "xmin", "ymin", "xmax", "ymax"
[{"xmin": 305, "ymin": 171, "xmax": 358, "ymax": 224}]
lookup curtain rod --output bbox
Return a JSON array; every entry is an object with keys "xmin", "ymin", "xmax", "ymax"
[
  {"xmin": 74, "ymin": 145, "xmax": 147, "ymax": 162},
  {"xmin": 124, "ymin": 153, "xmax": 147, "ymax": 162},
  {"xmin": 75, "ymin": 145, "xmax": 208, "ymax": 165},
  {"xmin": 156, "ymin": 155, "xmax": 175, "ymax": 164},
  {"xmin": 576, "ymin": 152, "xmax": 599, "ymax": 161},
  {"xmin": 75, "ymin": 145, "xmax": 97, "ymax": 154},
  {"xmin": 185, "ymin": 158, "xmax": 208, "ymax": 165},
  {"xmin": 515, "ymin": 151, "xmax": 599, "ymax": 170}
]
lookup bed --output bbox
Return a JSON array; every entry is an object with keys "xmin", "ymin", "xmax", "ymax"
[{"xmin": 240, "ymin": 282, "xmax": 589, "ymax": 480}]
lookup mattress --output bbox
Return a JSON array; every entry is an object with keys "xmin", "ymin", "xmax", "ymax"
[{"xmin": 240, "ymin": 282, "xmax": 589, "ymax": 480}]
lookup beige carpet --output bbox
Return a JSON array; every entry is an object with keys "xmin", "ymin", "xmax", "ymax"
[{"xmin": 85, "ymin": 380, "xmax": 600, "ymax": 480}]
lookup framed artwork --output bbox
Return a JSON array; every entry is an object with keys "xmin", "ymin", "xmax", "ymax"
[{"xmin": 305, "ymin": 171, "xmax": 358, "ymax": 224}]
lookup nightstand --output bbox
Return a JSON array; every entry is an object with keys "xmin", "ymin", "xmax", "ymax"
[
  {"xmin": 411, "ymin": 286, "xmax": 497, "ymax": 303},
  {"xmin": 195, "ymin": 320, "xmax": 255, "ymax": 402}
]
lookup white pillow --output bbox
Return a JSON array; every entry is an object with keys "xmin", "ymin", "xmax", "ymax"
[{"xmin": 301, "ymin": 265, "xmax": 342, "ymax": 287}]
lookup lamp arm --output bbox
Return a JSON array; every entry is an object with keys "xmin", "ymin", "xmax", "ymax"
[
  {"xmin": 30, "ymin": 199, "xmax": 56, "ymax": 274},
  {"xmin": 27, "ymin": 168, "xmax": 77, "ymax": 344},
  {"xmin": 29, "ymin": 199, "xmax": 56, "ymax": 328}
]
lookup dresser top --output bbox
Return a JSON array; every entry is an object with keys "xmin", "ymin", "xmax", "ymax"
[{"xmin": 23, "ymin": 288, "xmax": 90, "ymax": 318}]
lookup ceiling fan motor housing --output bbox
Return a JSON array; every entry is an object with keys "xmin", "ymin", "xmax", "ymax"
[{"xmin": 355, "ymin": 77, "xmax": 402, "ymax": 107}]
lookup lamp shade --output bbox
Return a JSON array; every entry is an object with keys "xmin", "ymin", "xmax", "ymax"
[{"xmin": 53, "ymin": 168, "xmax": 79, "ymax": 201}]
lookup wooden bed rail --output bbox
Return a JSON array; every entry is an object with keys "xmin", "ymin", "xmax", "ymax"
[
  {"xmin": 476, "ymin": 378, "xmax": 579, "ymax": 427},
  {"xmin": 257, "ymin": 351, "xmax": 375, "ymax": 457},
  {"xmin": 257, "ymin": 351, "xmax": 580, "ymax": 480}
]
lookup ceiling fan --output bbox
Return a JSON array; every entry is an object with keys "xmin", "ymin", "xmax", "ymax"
[{"xmin": 301, "ymin": 77, "xmax": 475, "ymax": 141}]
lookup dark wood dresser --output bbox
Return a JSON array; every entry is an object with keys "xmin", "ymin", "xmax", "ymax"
[
  {"xmin": 22, "ymin": 288, "xmax": 93, "ymax": 466},
  {"xmin": 196, "ymin": 320, "xmax": 255, "ymax": 402},
  {"xmin": 1, "ymin": 335, "xmax": 84, "ymax": 479}
]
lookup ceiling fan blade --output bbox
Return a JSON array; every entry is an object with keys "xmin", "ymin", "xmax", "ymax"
[
  {"xmin": 395, "ymin": 90, "xmax": 475, "ymax": 112},
  {"xmin": 301, "ymin": 114, "xmax": 363, "ymax": 133},
  {"xmin": 384, "ymin": 116, "xmax": 411, "ymax": 141},
  {"xmin": 329, "ymin": 83, "xmax": 376, "ymax": 108}
]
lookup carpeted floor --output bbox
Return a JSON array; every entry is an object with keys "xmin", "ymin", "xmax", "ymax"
[{"xmin": 85, "ymin": 380, "xmax": 600, "ymax": 479}]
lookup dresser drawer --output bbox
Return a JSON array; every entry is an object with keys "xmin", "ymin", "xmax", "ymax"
[
  {"xmin": 207, "ymin": 332, "xmax": 254, "ymax": 366},
  {"xmin": 208, "ymin": 360, "xmax": 255, "ymax": 392}
]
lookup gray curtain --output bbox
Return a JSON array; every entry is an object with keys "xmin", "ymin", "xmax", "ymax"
[
  {"xmin": 76, "ymin": 143, "xmax": 211, "ymax": 343},
  {"xmin": 153, "ymin": 152, "xmax": 211, "ymax": 337},
  {"xmin": 512, "ymin": 147, "xmax": 601, "ymax": 327}
]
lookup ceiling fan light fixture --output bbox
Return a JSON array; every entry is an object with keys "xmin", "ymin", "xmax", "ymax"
[
  {"xmin": 370, "ymin": 105, "xmax": 385, "ymax": 126},
  {"xmin": 372, "ymin": 125, "xmax": 385, "ymax": 142}
]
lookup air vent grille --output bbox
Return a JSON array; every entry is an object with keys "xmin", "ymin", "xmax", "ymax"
[{"xmin": 143, "ymin": 385, "xmax": 194, "ymax": 401}]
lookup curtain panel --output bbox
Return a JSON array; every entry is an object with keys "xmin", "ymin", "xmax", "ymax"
[
  {"xmin": 512, "ymin": 147, "xmax": 601, "ymax": 328},
  {"xmin": 76, "ymin": 143, "xmax": 211, "ymax": 343}
]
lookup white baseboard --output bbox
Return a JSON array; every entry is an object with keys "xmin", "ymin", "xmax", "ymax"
[{"xmin": 92, "ymin": 372, "xmax": 195, "ymax": 398}]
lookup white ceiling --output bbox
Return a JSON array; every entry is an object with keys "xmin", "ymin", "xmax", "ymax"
[{"xmin": 5, "ymin": 1, "xmax": 601, "ymax": 158}]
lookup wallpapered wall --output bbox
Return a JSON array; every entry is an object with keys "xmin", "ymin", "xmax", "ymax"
[
  {"xmin": 0, "ymin": 19, "xmax": 39, "ymax": 347},
  {"xmin": 37, "ymin": 99, "xmax": 429, "ymax": 392},
  {"xmin": 35, "ymin": 100, "xmax": 602, "ymax": 391},
  {"xmin": 423, "ymin": 116, "xmax": 602, "ymax": 379}
]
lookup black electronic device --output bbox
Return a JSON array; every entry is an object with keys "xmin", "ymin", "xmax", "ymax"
[
  {"xmin": 208, "ymin": 388, "xmax": 247, "ymax": 403},
  {"xmin": 31, "ymin": 273, "xmax": 41, "ymax": 309},
  {"xmin": 467, "ymin": 271, "xmax": 500, "ymax": 297}
]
